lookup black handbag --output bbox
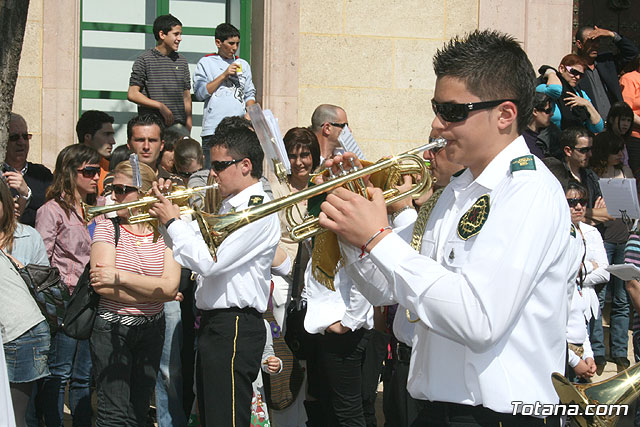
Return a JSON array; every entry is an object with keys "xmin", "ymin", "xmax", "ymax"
[
  {"xmin": 284, "ymin": 242, "xmax": 313, "ymax": 360},
  {"xmin": 3, "ymin": 251, "xmax": 70, "ymax": 336},
  {"xmin": 61, "ymin": 218, "xmax": 119, "ymax": 340}
]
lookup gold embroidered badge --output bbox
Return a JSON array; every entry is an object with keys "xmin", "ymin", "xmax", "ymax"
[{"xmin": 457, "ymin": 194, "xmax": 490, "ymax": 240}]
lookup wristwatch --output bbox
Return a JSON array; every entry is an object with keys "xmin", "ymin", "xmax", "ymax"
[
  {"xmin": 19, "ymin": 186, "xmax": 32, "ymax": 202},
  {"xmin": 164, "ymin": 217, "xmax": 178, "ymax": 229}
]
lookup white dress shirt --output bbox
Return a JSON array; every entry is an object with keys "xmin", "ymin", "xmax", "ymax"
[
  {"xmin": 343, "ymin": 137, "xmax": 576, "ymax": 414},
  {"xmin": 578, "ymin": 222, "xmax": 609, "ymax": 320},
  {"xmin": 165, "ymin": 181, "xmax": 280, "ymax": 312}
]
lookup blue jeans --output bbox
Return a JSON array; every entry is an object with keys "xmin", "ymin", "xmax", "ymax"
[
  {"xmin": 155, "ymin": 300, "xmax": 186, "ymax": 427},
  {"xmin": 4, "ymin": 321, "xmax": 50, "ymax": 383},
  {"xmin": 202, "ymin": 135, "xmax": 213, "ymax": 167},
  {"xmin": 39, "ymin": 331, "xmax": 92, "ymax": 427},
  {"xmin": 590, "ymin": 242, "xmax": 630, "ymax": 359}
]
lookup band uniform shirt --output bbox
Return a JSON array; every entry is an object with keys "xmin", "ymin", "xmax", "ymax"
[
  {"xmin": 164, "ymin": 181, "xmax": 280, "ymax": 312},
  {"xmin": 343, "ymin": 136, "xmax": 574, "ymax": 413}
]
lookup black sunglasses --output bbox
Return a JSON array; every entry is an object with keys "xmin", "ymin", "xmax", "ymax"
[
  {"xmin": 9, "ymin": 133, "xmax": 32, "ymax": 142},
  {"xmin": 77, "ymin": 166, "xmax": 101, "ymax": 178},
  {"xmin": 567, "ymin": 198, "xmax": 588, "ymax": 208},
  {"xmin": 329, "ymin": 122, "xmax": 348, "ymax": 128},
  {"xmin": 539, "ymin": 106, "xmax": 554, "ymax": 114},
  {"xmin": 566, "ymin": 66, "xmax": 584, "ymax": 78},
  {"xmin": 573, "ymin": 146, "xmax": 592, "ymax": 154},
  {"xmin": 112, "ymin": 184, "xmax": 139, "ymax": 195},
  {"xmin": 211, "ymin": 158, "xmax": 244, "ymax": 172},
  {"xmin": 431, "ymin": 99, "xmax": 516, "ymax": 123}
]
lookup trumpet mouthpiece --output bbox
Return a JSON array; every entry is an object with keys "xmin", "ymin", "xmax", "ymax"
[{"xmin": 428, "ymin": 136, "xmax": 447, "ymax": 146}]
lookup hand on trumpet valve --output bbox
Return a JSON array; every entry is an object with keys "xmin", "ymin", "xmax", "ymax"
[
  {"xmin": 387, "ymin": 174, "xmax": 414, "ymax": 214},
  {"xmin": 318, "ymin": 186, "xmax": 390, "ymax": 251},
  {"xmin": 148, "ymin": 182, "xmax": 181, "ymax": 225},
  {"xmin": 154, "ymin": 178, "xmax": 173, "ymax": 195},
  {"xmin": 313, "ymin": 152, "xmax": 365, "ymax": 185}
]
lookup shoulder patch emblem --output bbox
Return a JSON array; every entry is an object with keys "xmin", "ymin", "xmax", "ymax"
[
  {"xmin": 249, "ymin": 195, "xmax": 264, "ymax": 207},
  {"xmin": 570, "ymin": 224, "xmax": 576, "ymax": 238},
  {"xmin": 510, "ymin": 155, "xmax": 536, "ymax": 173},
  {"xmin": 457, "ymin": 194, "xmax": 490, "ymax": 240}
]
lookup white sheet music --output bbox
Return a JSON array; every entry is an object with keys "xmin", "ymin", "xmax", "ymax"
[
  {"xmin": 606, "ymin": 264, "xmax": 640, "ymax": 281},
  {"xmin": 598, "ymin": 178, "xmax": 640, "ymax": 219},
  {"xmin": 338, "ymin": 126, "xmax": 365, "ymax": 160}
]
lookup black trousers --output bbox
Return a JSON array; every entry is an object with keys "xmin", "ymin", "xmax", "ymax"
[
  {"xmin": 196, "ymin": 307, "xmax": 266, "ymax": 427},
  {"xmin": 361, "ymin": 330, "xmax": 390, "ymax": 426},
  {"xmin": 384, "ymin": 343, "xmax": 424, "ymax": 427},
  {"xmin": 411, "ymin": 401, "xmax": 560, "ymax": 427},
  {"xmin": 306, "ymin": 328, "xmax": 370, "ymax": 427}
]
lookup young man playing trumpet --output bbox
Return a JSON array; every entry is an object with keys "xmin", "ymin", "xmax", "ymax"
[
  {"xmin": 320, "ymin": 30, "xmax": 576, "ymax": 426},
  {"xmin": 148, "ymin": 125, "xmax": 280, "ymax": 427}
]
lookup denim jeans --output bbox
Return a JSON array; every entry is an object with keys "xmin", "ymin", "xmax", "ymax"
[
  {"xmin": 590, "ymin": 242, "xmax": 629, "ymax": 359},
  {"xmin": 155, "ymin": 300, "xmax": 186, "ymax": 427},
  {"xmin": 90, "ymin": 314, "xmax": 165, "ymax": 426},
  {"xmin": 3, "ymin": 321, "xmax": 50, "ymax": 383},
  {"xmin": 202, "ymin": 135, "xmax": 213, "ymax": 167},
  {"xmin": 39, "ymin": 331, "xmax": 92, "ymax": 427}
]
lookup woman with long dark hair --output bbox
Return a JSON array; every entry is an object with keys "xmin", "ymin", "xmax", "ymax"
[
  {"xmin": 35, "ymin": 144, "xmax": 101, "ymax": 426},
  {"xmin": 537, "ymin": 54, "xmax": 604, "ymax": 133}
]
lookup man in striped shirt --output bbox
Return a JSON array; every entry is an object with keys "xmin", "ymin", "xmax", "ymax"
[{"xmin": 128, "ymin": 14, "xmax": 192, "ymax": 135}]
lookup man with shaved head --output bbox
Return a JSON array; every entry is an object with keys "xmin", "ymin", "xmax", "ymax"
[{"xmin": 311, "ymin": 104, "xmax": 349, "ymax": 159}]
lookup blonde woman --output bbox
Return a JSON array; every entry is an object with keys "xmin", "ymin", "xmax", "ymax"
[{"xmin": 89, "ymin": 161, "xmax": 180, "ymax": 426}]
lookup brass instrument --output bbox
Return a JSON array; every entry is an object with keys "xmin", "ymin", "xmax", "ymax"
[
  {"xmin": 192, "ymin": 139, "xmax": 446, "ymax": 257},
  {"xmin": 81, "ymin": 184, "xmax": 217, "ymax": 223},
  {"xmin": 552, "ymin": 363, "xmax": 640, "ymax": 426}
]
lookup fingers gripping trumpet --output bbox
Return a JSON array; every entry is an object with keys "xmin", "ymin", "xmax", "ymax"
[{"xmin": 192, "ymin": 138, "xmax": 446, "ymax": 256}]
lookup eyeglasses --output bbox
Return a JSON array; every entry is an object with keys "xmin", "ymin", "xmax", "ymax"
[
  {"xmin": 573, "ymin": 146, "xmax": 592, "ymax": 154},
  {"xmin": 566, "ymin": 66, "xmax": 584, "ymax": 78},
  {"xmin": 431, "ymin": 99, "xmax": 516, "ymax": 123},
  {"xmin": 8, "ymin": 133, "xmax": 32, "ymax": 142},
  {"xmin": 328, "ymin": 122, "xmax": 348, "ymax": 128},
  {"xmin": 211, "ymin": 158, "xmax": 244, "ymax": 172},
  {"xmin": 567, "ymin": 198, "xmax": 588, "ymax": 208},
  {"xmin": 112, "ymin": 184, "xmax": 139, "ymax": 195},
  {"xmin": 76, "ymin": 166, "xmax": 101, "ymax": 178}
]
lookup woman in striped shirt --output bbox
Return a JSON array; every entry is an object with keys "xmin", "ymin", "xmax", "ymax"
[{"xmin": 89, "ymin": 160, "xmax": 180, "ymax": 426}]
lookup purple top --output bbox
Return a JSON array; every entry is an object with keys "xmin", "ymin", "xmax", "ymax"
[{"xmin": 35, "ymin": 199, "xmax": 91, "ymax": 293}]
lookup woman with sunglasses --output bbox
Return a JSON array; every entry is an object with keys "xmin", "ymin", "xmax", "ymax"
[
  {"xmin": 537, "ymin": 54, "xmax": 604, "ymax": 133},
  {"xmin": 588, "ymin": 131, "xmax": 634, "ymax": 373},
  {"xmin": 564, "ymin": 181, "xmax": 609, "ymax": 382},
  {"xmin": 34, "ymin": 144, "xmax": 101, "ymax": 426},
  {"xmin": 89, "ymin": 160, "xmax": 180, "ymax": 425}
]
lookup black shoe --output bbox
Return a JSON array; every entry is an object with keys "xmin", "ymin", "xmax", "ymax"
[
  {"xmin": 613, "ymin": 356, "xmax": 630, "ymax": 371},
  {"xmin": 595, "ymin": 356, "xmax": 606, "ymax": 375}
]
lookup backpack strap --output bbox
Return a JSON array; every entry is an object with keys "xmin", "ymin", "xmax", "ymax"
[{"xmin": 109, "ymin": 217, "xmax": 120, "ymax": 247}]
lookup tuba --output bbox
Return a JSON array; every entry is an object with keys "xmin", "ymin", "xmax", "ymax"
[
  {"xmin": 192, "ymin": 139, "xmax": 445, "ymax": 257},
  {"xmin": 552, "ymin": 363, "xmax": 640, "ymax": 426}
]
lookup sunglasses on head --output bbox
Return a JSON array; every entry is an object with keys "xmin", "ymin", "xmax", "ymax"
[
  {"xmin": 431, "ymin": 99, "xmax": 516, "ymax": 123},
  {"xmin": 567, "ymin": 198, "xmax": 588, "ymax": 208},
  {"xmin": 8, "ymin": 133, "xmax": 32, "ymax": 142},
  {"xmin": 539, "ymin": 105, "xmax": 554, "ymax": 114},
  {"xmin": 77, "ymin": 166, "xmax": 101, "ymax": 178},
  {"xmin": 573, "ymin": 146, "xmax": 592, "ymax": 154},
  {"xmin": 211, "ymin": 158, "xmax": 244, "ymax": 172},
  {"xmin": 112, "ymin": 184, "xmax": 139, "ymax": 195},
  {"xmin": 566, "ymin": 66, "xmax": 584, "ymax": 78}
]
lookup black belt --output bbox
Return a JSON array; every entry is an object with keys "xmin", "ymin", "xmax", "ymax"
[
  {"xmin": 417, "ymin": 401, "xmax": 559, "ymax": 427},
  {"xmin": 396, "ymin": 342, "xmax": 412, "ymax": 363},
  {"xmin": 201, "ymin": 306, "xmax": 261, "ymax": 320}
]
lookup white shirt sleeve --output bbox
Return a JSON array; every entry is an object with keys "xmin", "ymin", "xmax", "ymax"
[
  {"xmin": 369, "ymin": 178, "xmax": 569, "ymax": 353},
  {"xmin": 583, "ymin": 226, "xmax": 610, "ymax": 287},
  {"xmin": 166, "ymin": 215, "xmax": 280, "ymax": 278}
]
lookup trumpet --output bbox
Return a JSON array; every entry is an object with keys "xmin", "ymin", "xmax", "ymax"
[
  {"xmin": 81, "ymin": 184, "xmax": 218, "ymax": 223},
  {"xmin": 193, "ymin": 139, "xmax": 446, "ymax": 256}
]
